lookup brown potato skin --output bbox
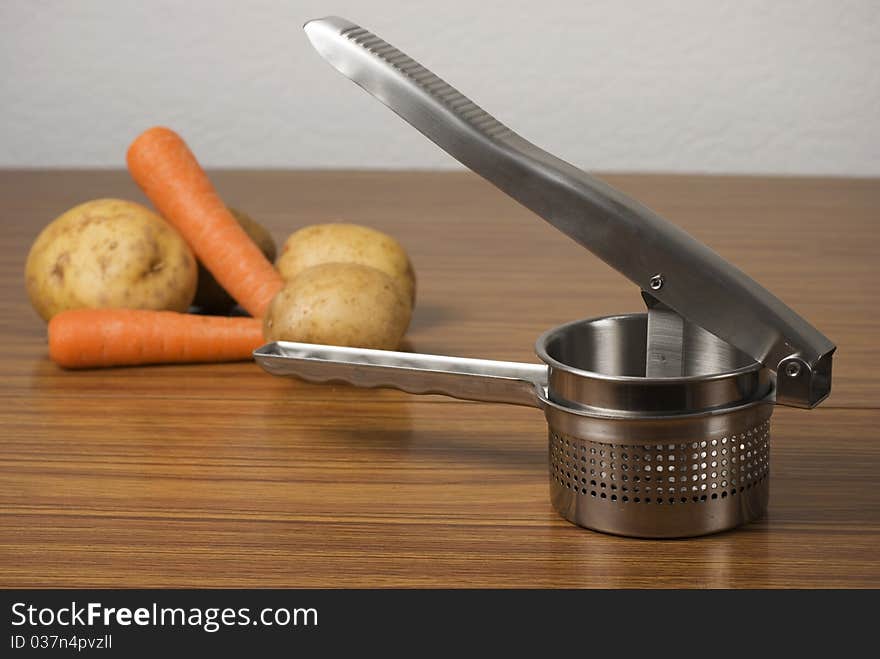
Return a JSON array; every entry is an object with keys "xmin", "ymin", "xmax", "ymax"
[
  {"xmin": 25, "ymin": 198, "xmax": 197, "ymax": 321},
  {"xmin": 276, "ymin": 223, "xmax": 415, "ymax": 306},
  {"xmin": 193, "ymin": 208, "xmax": 277, "ymax": 313},
  {"xmin": 263, "ymin": 262, "xmax": 411, "ymax": 350}
]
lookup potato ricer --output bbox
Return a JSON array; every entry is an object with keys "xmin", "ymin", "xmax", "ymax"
[{"xmin": 255, "ymin": 16, "xmax": 836, "ymax": 538}]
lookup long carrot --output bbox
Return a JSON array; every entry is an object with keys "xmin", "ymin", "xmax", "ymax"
[
  {"xmin": 49, "ymin": 309, "xmax": 265, "ymax": 369},
  {"xmin": 126, "ymin": 126, "xmax": 283, "ymax": 318}
]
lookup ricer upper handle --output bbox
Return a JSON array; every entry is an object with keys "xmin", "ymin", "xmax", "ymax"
[{"xmin": 303, "ymin": 16, "xmax": 835, "ymax": 407}]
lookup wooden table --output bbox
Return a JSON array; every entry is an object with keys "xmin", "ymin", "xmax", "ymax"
[{"xmin": 1, "ymin": 170, "xmax": 877, "ymax": 588}]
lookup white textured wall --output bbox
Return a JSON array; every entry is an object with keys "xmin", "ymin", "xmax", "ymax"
[{"xmin": 2, "ymin": 0, "xmax": 878, "ymax": 175}]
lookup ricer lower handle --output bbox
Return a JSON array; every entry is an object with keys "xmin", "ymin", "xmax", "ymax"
[{"xmin": 254, "ymin": 341, "xmax": 548, "ymax": 408}]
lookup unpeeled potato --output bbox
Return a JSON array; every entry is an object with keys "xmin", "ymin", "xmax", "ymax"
[
  {"xmin": 25, "ymin": 198, "xmax": 197, "ymax": 321},
  {"xmin": 276, "ymin": 223, "xmax": 416, "ymax": 306},
  {"xmin": 263, "ymin": 262, "xmax": 411, "ymax": 350}
]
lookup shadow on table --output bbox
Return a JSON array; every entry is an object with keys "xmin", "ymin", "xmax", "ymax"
[
  {"xmin": 405, "ymin": 303, "xmax": 459, "ymax": 334},
  {"xmin": 312, "ymin": 424, "xmax": 546, "ymax": 475}
]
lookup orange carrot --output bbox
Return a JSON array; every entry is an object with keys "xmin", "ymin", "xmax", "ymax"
[
  {"xmin": 49, "ymin": 309, "xmax": 265, "ymax": 369},
  {"xmin": 126, "ymin": 126, "xmax": 283, "ymax": 318}
]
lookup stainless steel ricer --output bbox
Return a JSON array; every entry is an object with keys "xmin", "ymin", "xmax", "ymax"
[{"xmin": 255, "ymin": 17, "xmax": 835, "ymax": 538}]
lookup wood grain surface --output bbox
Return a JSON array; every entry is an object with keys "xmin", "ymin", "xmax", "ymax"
[{"xmin": 1, "ymin": 170, "xmax": 878, "ymax": 588}]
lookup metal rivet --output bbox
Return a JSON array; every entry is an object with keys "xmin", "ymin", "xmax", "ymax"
[
  {"xmin": 785, "ymin": 362, "xmax": 801, "ymax": 378},
  {"xmin": 649, "ymin": 273, "xmax": 664, "ymax": 290}
]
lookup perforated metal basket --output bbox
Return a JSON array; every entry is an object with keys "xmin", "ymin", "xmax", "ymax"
[
  {"xmin": 540, "ymin": 314, "xmax": 774, "ymax": 537},
  {"xmin": 255, "ymin": 16, "xmax": 836, "ymax": 538}
]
